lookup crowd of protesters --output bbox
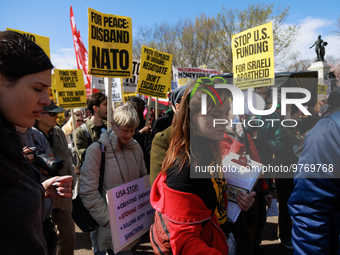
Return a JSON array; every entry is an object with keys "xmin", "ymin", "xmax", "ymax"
[{"xmin": 1, "ymin": 30, "xmax": 339, "ymax": 255}]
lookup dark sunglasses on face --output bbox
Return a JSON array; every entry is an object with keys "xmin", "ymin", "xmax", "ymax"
[
  {"xmin": 41, "ymin": 112, "xmax": 58, "ymax": 117},
  {"xmin": 76, "ymin": 119, "xmax": 84, "ymax": 123}
]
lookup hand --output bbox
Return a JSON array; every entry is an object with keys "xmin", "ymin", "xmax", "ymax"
[
  {"xmin": 22, "ymin": 146, "xmax": 35, "ymax": 163},
  {"xmin": 236, "ymin": 191, "xmax": 256, "ymax": 212},
  {"xmin": 264, "ymin": 193, "xmax": 273, "ymax": 208},
  {"xmin": 139, "ymin": 126, "xmax": 151, "ymax": 137},
  {"xmin": 43, "ymin": 175, "xmax": 73, "ymax": 199},
  {"xmin": 74, "ymin": 165, "xmax": 81, "ymax": 174}
]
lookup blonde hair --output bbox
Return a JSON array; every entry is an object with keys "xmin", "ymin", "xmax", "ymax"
[
  {"xmin": 62, "ymin": 117, "xmax": 74, "ymax": 136},
  {"xmin": 112, "ymin": 104, "xmax": 139, "ymax": 129},
  {"xmin": 73, "ymin": 108, "xmax": 84, "ymax": 116}
]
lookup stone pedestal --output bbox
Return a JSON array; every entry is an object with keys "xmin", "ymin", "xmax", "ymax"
[{"xmin": 307, "ymin": 61, "xmax": 331, "ymax": 85}]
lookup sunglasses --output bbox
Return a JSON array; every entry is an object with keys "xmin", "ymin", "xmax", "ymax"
[
  {"xmin": 41, "ymin": 112, "xmax": 58, "ymax": 117},
  {"xmin": 76, "ymin": 119, "xmax": 84, "ymax": 123}
]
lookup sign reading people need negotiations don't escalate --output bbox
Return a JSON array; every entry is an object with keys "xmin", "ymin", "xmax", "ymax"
[
  {"xmin": 88, "ymin": 8, "xmax": 133, "ymax": 78},
  {"xmin": 232, "ymin": 22, "xmax": 274, "ymax": 89}
]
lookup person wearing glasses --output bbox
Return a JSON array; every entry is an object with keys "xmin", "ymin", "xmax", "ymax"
[
  {"xmin": 0, "ymin": 31, "xmax": 72, "ymax": 255},
  {"xmin": 35, "ymin": 100, "xmax": 75, "ymax": 255},
  {"xmin": 79, "ymin": 104, "xmax": 147, "ymax": 255}
]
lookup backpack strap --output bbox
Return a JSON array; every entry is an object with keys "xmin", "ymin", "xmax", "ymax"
[{"xmin": 97, "ymin": 141, "xmax": 106, "ymax": 196}]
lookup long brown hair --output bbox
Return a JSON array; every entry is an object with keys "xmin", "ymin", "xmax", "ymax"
[{"xmin": 162, "ymin": 79, "xmax": 230, "ymax": 174}]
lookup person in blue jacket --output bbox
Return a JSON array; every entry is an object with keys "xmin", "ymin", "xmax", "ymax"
[{"xmin": 288, "ymin": 87, "xmax": 340, "ymax": 255}]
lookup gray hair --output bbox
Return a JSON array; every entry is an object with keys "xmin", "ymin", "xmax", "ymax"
[{"xmin": 112, "ymin": 104, "xmax": 139, "ymax": 129}]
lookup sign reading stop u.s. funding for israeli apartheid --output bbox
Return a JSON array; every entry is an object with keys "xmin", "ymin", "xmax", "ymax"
[
  {"xmin": 6, "ymin": 28, "xmax": 51, "ymax": 59},
  {"xmin": 136, "ymin": 46, "xmax": 172, "ymax": 99},
  {"xmin": 54, "ymin": 69, "xmax": 87, "ymax": 109},
  {"xmin": 88, "ymin": 8, "xmax": 133, "ymax": 78},
  {"xmin": 232, "ymin": 22, "xmax": 274, "ymax": 89}
]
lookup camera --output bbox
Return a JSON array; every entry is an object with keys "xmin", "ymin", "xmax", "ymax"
[{"xmin": 30, "ymin": 147, "xmax": 64, "ymax": 176}]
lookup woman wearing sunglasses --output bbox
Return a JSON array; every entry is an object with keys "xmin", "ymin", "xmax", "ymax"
[
  {"xmin": 79, "ymin": 104, "xmax": 147, "ymax": 255},
  {"xmin": 150, "ymin": 78, "xmax": 255, "ymax": 255},
  {"xmin": 0, "ymin": 31, "xmax": 73, "ymax": 254}
]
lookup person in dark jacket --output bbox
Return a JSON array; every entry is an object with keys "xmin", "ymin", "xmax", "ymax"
[
  {"xmin": 0, "ymin": 31, "xmax": 72, "ymax": 255},
  {"xmin": 35, "ymin": 100, "xmax": 75, "ymax": 255},
  {"xmin": 288, "ymin": 88, "xmax": 340, "ymax": 255},
  {"xmin": 146, "ymin": 85, "xmax": 187, "ymax": 172}
]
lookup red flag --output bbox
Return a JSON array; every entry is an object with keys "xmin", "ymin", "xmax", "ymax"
[{"xmin": 70, "ymin": 6, "xmax": 91, "ymax": 97}]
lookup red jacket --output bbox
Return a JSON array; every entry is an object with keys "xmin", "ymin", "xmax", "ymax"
[{"xmin": 150, "ymin": 173, "xmax": 228, "ymax": 255}]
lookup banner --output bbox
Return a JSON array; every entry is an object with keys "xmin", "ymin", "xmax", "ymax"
[
  {"xmin": 92, "ymin": 76, "xmax": 106, "ymax": 93},
  {"xmin": 6, "ymin": 28, "xmax": 50, "ymax": 59},
  {"xmin": 88, "ymin": 8, "xmax": 133, "ymax": 78},
  {"xmin": 54, "ymin": 69, "xmax": 87, "ymax": 108},
  {"xmin": 123, "ymin": 59, "xmax": 140, "ymax": 92},
  {"xmin": 172, "ymin": 67, "xmax": 221, "ymax": 87},
  {"xmin": 70, "ymin": 6, "xmax": 92, "ymax": 97},
  {"xmin": 105, "ymin": 78, "xmax": 123, "ymax": 103},
  {"xmin": 107, "ymin": 176, "xmax": 154, "ymax": 253},
  {"xmin": 137, "ymin": 46, "xmax": 172, "ymax": 99},
  {"xmin": 232, "ymin": 22, "xmax": 274, "ymax": 89}
]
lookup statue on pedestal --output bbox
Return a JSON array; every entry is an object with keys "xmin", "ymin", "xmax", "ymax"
[{"xmin": 310, "ymin": 35, "xmax": 327, "ymax": 62}]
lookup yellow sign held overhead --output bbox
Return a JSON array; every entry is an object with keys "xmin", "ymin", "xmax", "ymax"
[
  {"xmin": 88, "ymin": 8, "xmax": 133, "ymax": 78},
  {"xmin": 54, "ymin": 69, "xmax": 87, "ymax": 109},
  {"xmin": 232, "ymin": 22, "xmax": 274, "ymax": 89},
  {"xmin": 136, "ymin": 46, "xmax": 172, "ymax": 99},
  {"xmin": 6, "ymin": 28, "xmax": 50, "ymax": 59},
  {"xmin": 123, "ymin": 92, "xmax": 136, "ymax": 104},
  {"xmin": 318, "ymin": 84, "xmax": 328, "ymax": 95}
]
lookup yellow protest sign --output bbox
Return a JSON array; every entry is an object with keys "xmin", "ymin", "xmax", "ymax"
[
  {"xmin": 49, "ymin": 74, "xmax": 57, "ymax": 103},
  {"xmin": 232, "ymin": 22, "xmax": 274, "ymax": 89},
  {"xmin": 123, "ymin": 92, "xmax": 136, "ymax": 104},
  {"xmin": 88, "ymin": 8, "xmax": 133, "ymax": 78},
  {"xmin": 54, "ymin": 69, "xmax": 87, "ymax": 109},
  {"xmin": 318, "ymin": 84, "xmax": 328, "ymax": 95},
  {"xmin": 57, "ymin": 112, "xmax": 65, "ymax": 126},
  {"xmin": 136, "ymin": 46, "xmax": 172, "ymax": 99},
  {"xmin": 6, "ymin": 28, "xmax": 50, "ymax": 59}
]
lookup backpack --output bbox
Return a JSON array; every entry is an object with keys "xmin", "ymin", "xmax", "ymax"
[
  {"xmin": 150, "ymin": 212, "xmax": 173, "ymax": 255},
  {"xmin": 72, "ymin": 141, "xmax": 106, "ymax": 232}
]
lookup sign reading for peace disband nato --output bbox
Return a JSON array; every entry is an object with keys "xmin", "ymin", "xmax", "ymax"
[
  {"xmin": 88, "ymin": 8, "xmax": 133, "ymax": 78},
  {"xmin": 232, "ymin": 22, "xmax": 274, "ymax": 89}
]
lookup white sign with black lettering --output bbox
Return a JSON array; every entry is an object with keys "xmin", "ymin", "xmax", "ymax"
[{"xmin": 107, "ymin": 175, "xmax": 154, "ymax": 253}]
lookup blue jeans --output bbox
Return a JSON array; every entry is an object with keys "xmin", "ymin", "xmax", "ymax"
[{"xmin": 91, "ymin": 230, "xmax": 106, "ymax": 255}]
